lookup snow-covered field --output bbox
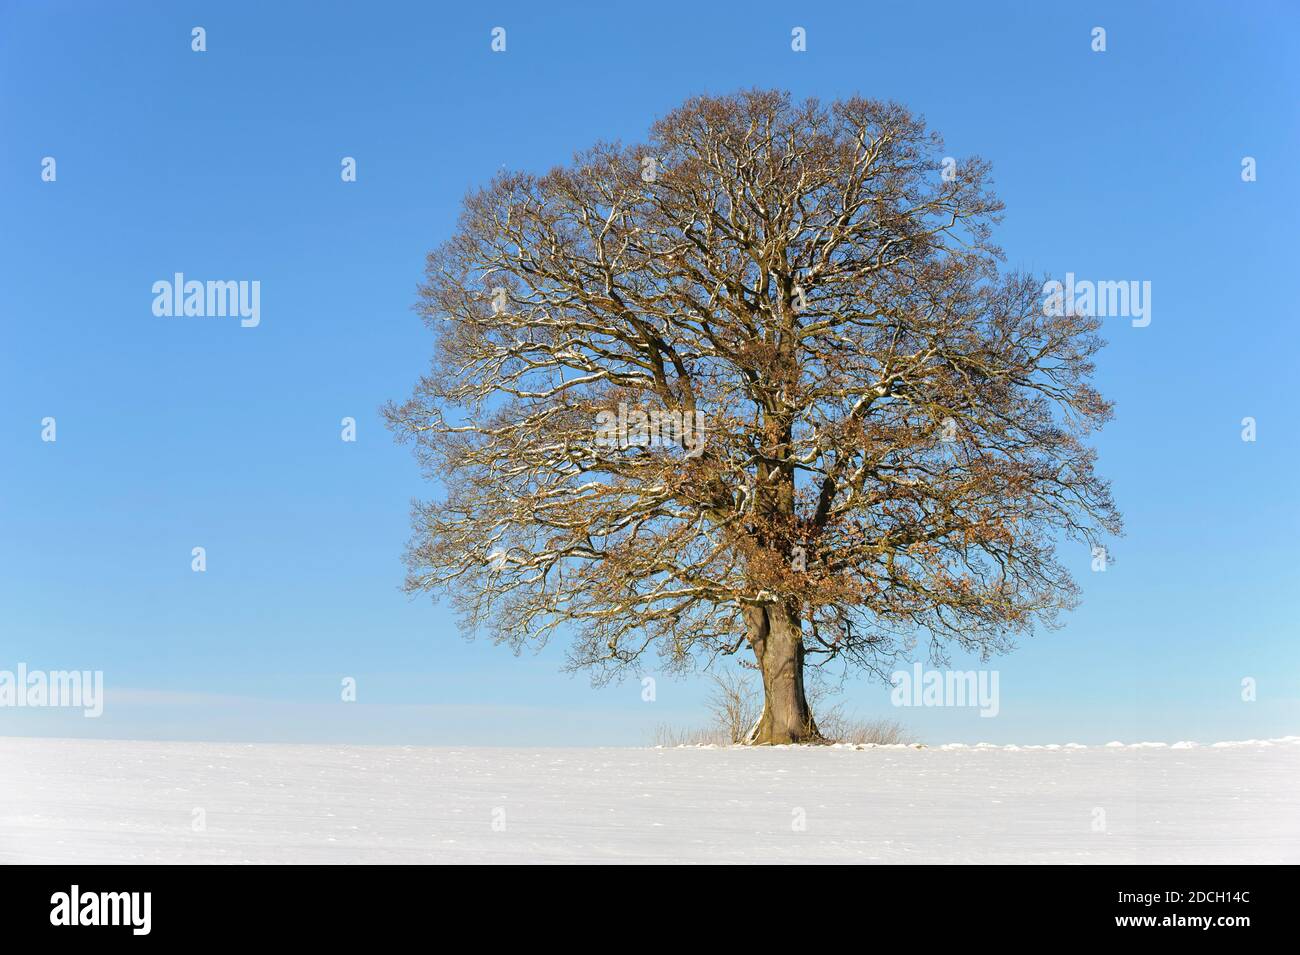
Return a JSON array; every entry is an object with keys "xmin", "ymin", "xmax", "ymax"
[{"xmin": 2, "ymin": 735, "xmax": 1297, "ymax": 864}]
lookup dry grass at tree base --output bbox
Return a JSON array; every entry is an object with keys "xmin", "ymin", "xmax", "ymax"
[{"xmin": 653, "ymin": 672, "xmax": 912, "ymax": 747}]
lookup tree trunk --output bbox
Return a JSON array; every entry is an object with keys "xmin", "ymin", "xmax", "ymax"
[{"xmin": 743, "ymin": 603, "xmax": 823, "ymax": 744}]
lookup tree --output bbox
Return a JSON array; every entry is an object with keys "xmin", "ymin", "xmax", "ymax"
[{"xmin": 386, "ymin": 89, "xmax": 1121, "ymax": 744}]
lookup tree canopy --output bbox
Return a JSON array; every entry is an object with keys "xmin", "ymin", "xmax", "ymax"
[{"xmin": 387, "ymin": 89, "xmax": 1121, "ymax": 742}]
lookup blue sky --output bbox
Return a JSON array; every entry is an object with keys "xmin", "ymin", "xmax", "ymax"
[{"xmin": 2, "ymin": 0, "xmax": 1297, "ymax": 745}]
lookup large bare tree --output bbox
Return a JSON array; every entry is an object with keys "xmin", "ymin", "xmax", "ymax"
[{"xmin": 386, "ymin": 90, "xmax": 1121, "ymax": 744}]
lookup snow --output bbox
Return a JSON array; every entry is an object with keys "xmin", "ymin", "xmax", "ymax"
[{"xmin": 2, "ymin": 735, "xmax": 1298, "ymax": 864}]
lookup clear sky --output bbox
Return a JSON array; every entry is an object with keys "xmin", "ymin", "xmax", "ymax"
[{"xmin": 2, "ymin": 0, "xmax": 1297, "ymax": 746}]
